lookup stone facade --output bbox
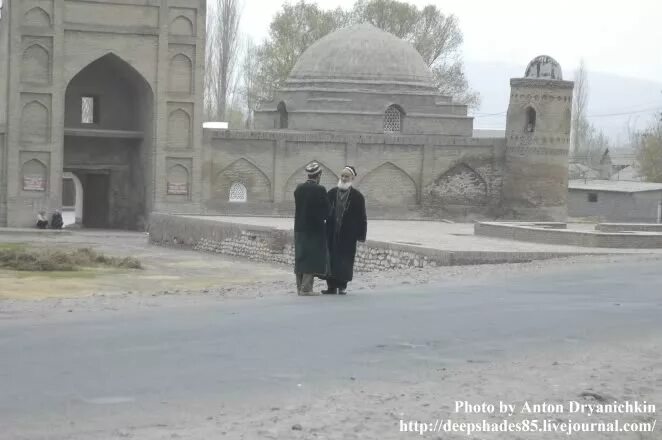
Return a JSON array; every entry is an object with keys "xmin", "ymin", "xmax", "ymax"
[
  {"xmin": 0, "ymin": 4, "xmax": 574, "ymax": 228},
  {"xmin": 201, "ymin": 129, "xmax": 505, "ymax": 219},
  {"xmin": 0, "ymin": 0, "xmax": 206, "ymax": 228}
]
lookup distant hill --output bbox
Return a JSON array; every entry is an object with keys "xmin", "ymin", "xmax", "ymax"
[{"xmin": 464, "ymin": 60, "xmax": 662, "ymax": 145}]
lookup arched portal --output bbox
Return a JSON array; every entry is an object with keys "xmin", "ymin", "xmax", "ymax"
[
  {"xmin": 62, "ymin": 172, "xmax": 83, "ymax": 225},
  {"xmin": 63, "ymin": 53, "xmax": 154, "ymax": 229}
]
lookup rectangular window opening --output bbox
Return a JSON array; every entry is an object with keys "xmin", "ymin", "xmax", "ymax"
[
  {"xmin": 81, "ymin": 96, "xmax": 99, "ymax": 124},
  {"xmin": 588, "ymin": 193, "xmax": 598, "ymax": 203}
]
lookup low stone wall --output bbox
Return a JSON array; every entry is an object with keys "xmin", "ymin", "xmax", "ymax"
[
  {"xmin": 0, "ymin": 228, "xmax": 72, "ymax": 236},
  {"xmin": 596, "ymin": 223, "xmax": 662, "ymax": 233},
  {"xmin": 475, "ymin": 222, "xmax": 662, "ymax": 248},
  {"xmin": 149, "ymin": 213, "xmax": 579, "ymax": 272}
]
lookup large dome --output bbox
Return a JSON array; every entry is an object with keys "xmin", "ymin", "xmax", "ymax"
[{"xmin": 287, "ymin": 23, "xmax": 435, "ymax": 88}]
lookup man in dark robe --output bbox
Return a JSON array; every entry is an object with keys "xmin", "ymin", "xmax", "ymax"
[
  {"xmin": 323, "ymin": 166, "xmax": 367, "ymax": 295},
  {"xmin": 293, "ymin": 162, "xmax": 331, "ymax": 296}
]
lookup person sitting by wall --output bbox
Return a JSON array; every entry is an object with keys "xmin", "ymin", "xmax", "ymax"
[
  {"xmin": 51, "ymin": 210, "xmax": 64, "ymax": 230},
  {"xmin": 36, "ymin": 211, "xmax": 48, "ymax": 229}
]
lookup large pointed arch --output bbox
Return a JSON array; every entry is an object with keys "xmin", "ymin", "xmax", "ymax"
[
  {"xmin": 283, "ymin": 161, "xmax": 338, "ymax": 201},
  {"xmin": 64, "ymin": 52, "xmax": 154, "ymax": 131},
  {"xmin": 63, "ymin": 52, "xmax": 154, "ymax": 230},
  {"xmin": 359, "ymin": 162, "xmax": 417, "ymax": 206},
  {"xmin": 64, "ymin": 52, "xmax": 154, "ymax": 92},
  {"xmin": 214, "ymin": 158, "xmax": 272, "ymax": 203},
  {"xmin": 66, "ymin": 52, "xmax": 154, "ymax": 96}
]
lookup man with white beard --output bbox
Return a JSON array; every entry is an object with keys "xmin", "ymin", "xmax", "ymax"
[{"xmin": 322, "ymin": 166, "xmax": 367, "ymax": 295}]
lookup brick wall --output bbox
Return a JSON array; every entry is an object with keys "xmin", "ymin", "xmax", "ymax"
[
  {"xmin": 202, "ymin": 129, "xmax": 505, "ymax": 221},
  {"xmin": 475, "ymin": 221, "xmax": 662, "ymax": 248},
  {"xmin": 149, "ymin": 213, "xmax": 585, "ymax": 271}
]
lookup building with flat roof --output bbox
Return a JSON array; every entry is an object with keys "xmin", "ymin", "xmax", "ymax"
[{"xmin": 568, "ymin": 179, "xmax": 662, "ymax": 222}]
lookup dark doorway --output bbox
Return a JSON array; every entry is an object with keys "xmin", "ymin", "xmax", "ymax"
[
  {"xmin": 63, "ymin": 53, "xmax": 153, "ymax": 230},
  {"xmin": 82, "ymin": 173, "xmax": 110, "ymax": 228},
  {"xmin": 277, "ymin": 101, "xmax": 288, "ymax": 129}
]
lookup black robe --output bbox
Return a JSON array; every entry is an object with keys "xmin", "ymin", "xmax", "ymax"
[
  {"xmin": 294, "ymin": 180, "xmax": 331, "ymax": 275},
  {"xmin": 326, "ymin": 187, "xmax": 367, "ymax": 282}
]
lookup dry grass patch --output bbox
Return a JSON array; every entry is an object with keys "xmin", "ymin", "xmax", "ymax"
[{"xmin": 0, "ymin": 247, "xmax": 142, "ymax": 272}]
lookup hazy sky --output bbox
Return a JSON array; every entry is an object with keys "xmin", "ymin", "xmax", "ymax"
[{"xmin": 239, "ymin": 0, "xmax": 662, "ymax": 83}]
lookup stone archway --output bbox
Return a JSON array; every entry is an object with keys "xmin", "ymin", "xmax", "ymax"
[
  {"xmin": 62, "ymin": 172, "xmax": 83, "ymax": 225},
  {"xmin": 63, "ymin": 53, "xmax": 154, "ymax": 229}
]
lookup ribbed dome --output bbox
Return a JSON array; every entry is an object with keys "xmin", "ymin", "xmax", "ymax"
[{"xmin": 288, "ymin": 23, "xmax": 435, "ymax": 88}]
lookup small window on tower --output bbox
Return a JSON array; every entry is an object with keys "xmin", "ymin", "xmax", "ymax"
[
  {"xmin": 588, "ymin": 193, "xmax": 598, "ymax": 203},
  {"xmin": 525, "ymin": 107, "xmax": 536, "ymax": 132},
  {"xmin": 81, "ymin": 96, "xmax": 99, "ymax": 124}
]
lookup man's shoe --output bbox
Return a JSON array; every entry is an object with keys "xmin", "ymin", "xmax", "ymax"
[
  {"xmin": 321, "ymin": 288, "xmax": 338, "ymax": 294},
  {"xmin": 298, "ymin": 290, "xmax": 319, "ymax": 296},
  {"xmin": 338, "ymin": 289, "xmax": 347, "ymax": 295}
]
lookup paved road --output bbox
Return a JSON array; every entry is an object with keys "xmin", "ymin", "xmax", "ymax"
[{"xmin": 1, "ymin": 259, "xmax": 661, "ymax": 439}]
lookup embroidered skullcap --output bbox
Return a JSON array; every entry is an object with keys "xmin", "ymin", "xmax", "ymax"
[
  {"xmin": 305, "ymin": 161, "xmax": 322, "ymax": 176},
  {"xmin": 343, "ymin": 166, "xmax": 357, "ymax": 177}
]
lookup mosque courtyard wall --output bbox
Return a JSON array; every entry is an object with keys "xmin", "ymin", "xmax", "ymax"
[{"xmin": 198, "ymin": 128, "xmax": 506, "ymax": 220}]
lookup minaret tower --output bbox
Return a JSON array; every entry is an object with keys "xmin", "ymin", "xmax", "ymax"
[{"xmin": 502, "ymin": 55, "xmax": 574, "ymax": 221}]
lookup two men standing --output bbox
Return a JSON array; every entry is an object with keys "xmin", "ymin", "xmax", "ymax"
[{"xmin": 293, "ymin": 162, "xmax": 367, "ymax": 296}]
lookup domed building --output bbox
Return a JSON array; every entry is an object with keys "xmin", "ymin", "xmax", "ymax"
[
  {"xmin": 254, "ymin": 24, "xmax": 472, "ymax": 136},
  {"xmin": 204, "ymin": 25, "xmax": 574, "ymax": 221},
  {"xmin": 0, "ymin": 1, "xmax": 574, "ymax": 227}
]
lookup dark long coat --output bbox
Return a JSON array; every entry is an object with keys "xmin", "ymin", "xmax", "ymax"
[
  {"xmin": 294, "ymin": 180, "xmax": 331, "ymax": 275},
  {"xmin": 326, "ymin": 187, "xmax": 367, "ymax": 282}
]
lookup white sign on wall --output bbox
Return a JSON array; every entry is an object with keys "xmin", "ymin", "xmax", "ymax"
[
  {"xmin": 23, "ymin": 175, "xmax": 46, "ymax": 191},
  {"xmin": 167, "ymin": 182, "xmax": 188, "ymax": 195}
]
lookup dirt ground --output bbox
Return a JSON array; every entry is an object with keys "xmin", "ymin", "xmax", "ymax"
[
  {"xmin": 58, "ymin": 336, "xmax": 660, "ymax": 440},
  {"xmin": 2, "ymin": 231, "xmax": 660, "ymax": 439},
  {"xmin": 2, "ymin": 229, "xmax": 662, "ymax": 319},
  {"xmin": 0, "ymin": 230, "xmax": 291, "ymax": 301}
]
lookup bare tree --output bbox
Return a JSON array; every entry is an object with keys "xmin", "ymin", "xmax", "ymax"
[
  {"xmin": 253, "ymin": 0, "xmax": 479, "ymax": 109},
  {"xmin": 205, "ymin": 0, "xmax": 243, "ymax": 121},
  {"xmin": 635, "ymin": 117, "xmax": 662, "ymax": 182},
  {"xmin": 241, "ymin": 38, "xmax": 259, "ymax": 128},
  {"xmin": 571, "ymin": 59, "xmax": 589, "ymax": 155}
]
